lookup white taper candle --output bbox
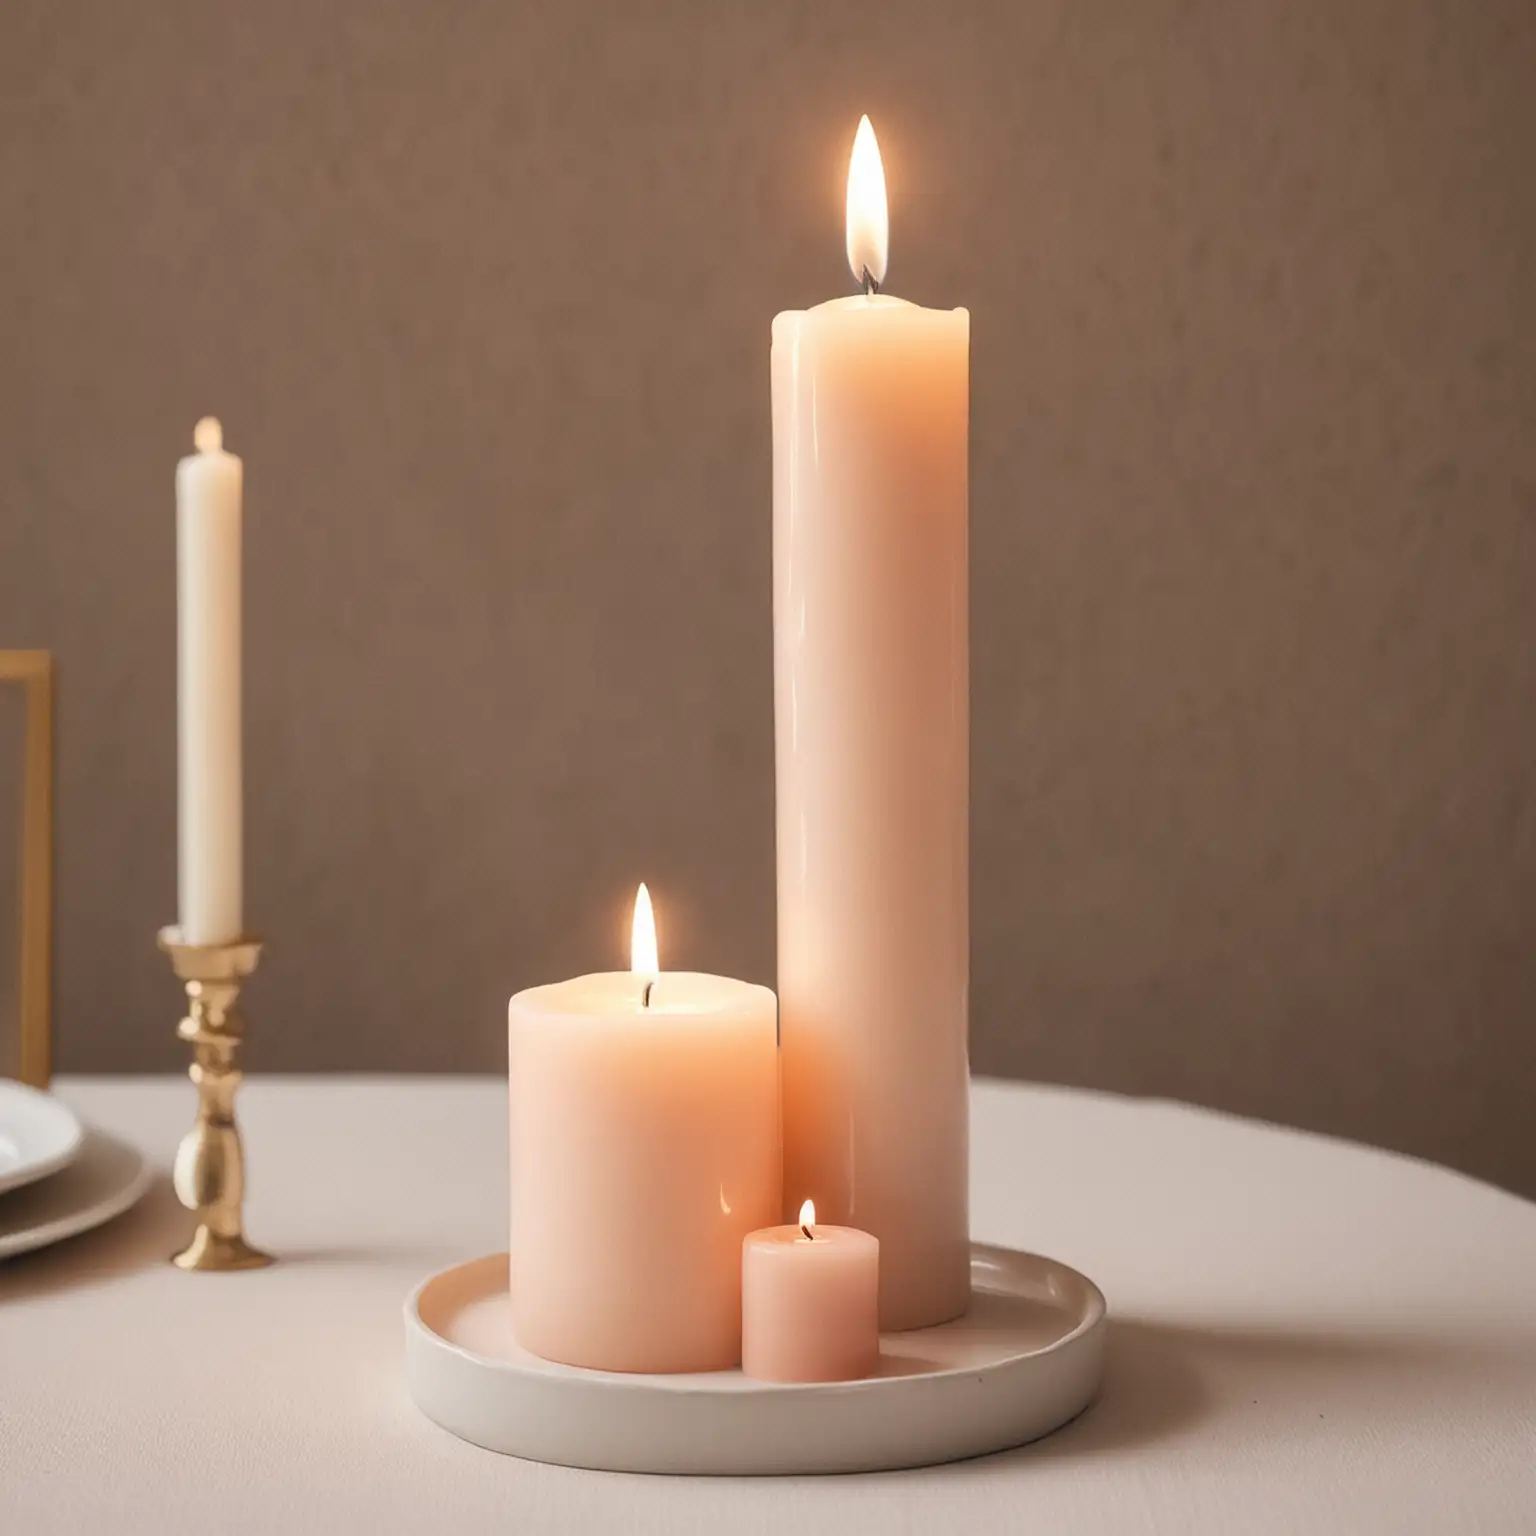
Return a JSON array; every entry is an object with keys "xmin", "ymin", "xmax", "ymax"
[{"xmin": 176, "ymin": 416, "xmax": 243, "ymax": 944}]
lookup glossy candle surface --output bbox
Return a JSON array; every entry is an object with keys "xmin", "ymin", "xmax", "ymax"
[
  {"xmin": 508, "ymin": 971, "xmax": 779, "ymax": 1373},
  {"xmin": 772, "ymin": 293, "xmax": 971, "ymax": 1330},
  {"xmin": 176, "ymin": 417, "xmax": 243, "ymax": 945},
  {"xmin": 742, "ymin": 1219, "xmax": 880, "ymax": 1382}
]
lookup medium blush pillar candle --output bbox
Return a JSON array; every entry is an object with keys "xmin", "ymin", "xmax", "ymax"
[
  {"xmin": 772, "ymin": 119, "xmax": 971, "ymax": 1330},
  {"xmin": 176, "ymin": 416, "xmax": 243, "ymax": 945},
  {"xmin": 508, "ymin": 952, "xmax": 780, "ymax": 1373},
  {"xmin": 742, "ymin": 1203, "xmax": 879, "ymax": 1383}
]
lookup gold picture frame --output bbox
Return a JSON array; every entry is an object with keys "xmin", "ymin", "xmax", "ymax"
[{"xmin": 0, "ymin": 651, "xmax": 53, "ymax": 1087}]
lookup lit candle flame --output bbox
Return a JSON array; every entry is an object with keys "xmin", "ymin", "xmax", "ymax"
[
  {"xmin": 193, "ymin": 416, "xmax": 223, "ymax": 454},
  {"xmin": 799, "ymin": 1198, "xmax": 816, "ymax": 1239},
  {"xmin": 845, "ymin": 115, "xmax": 888, "ymax": 292},
  {"xmin": 630, "ymin": 882, "xmax": 659, "ymax": 976}
]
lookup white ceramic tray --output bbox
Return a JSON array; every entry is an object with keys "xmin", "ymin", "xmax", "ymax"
[{"xmin": 405, "ymin": 1245, "xmax": 1106, "ymax": 1474}]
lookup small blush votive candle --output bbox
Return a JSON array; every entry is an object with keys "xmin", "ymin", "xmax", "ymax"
[{"xmin": 741, "ymin": 1201, "xmax": 880, "ymax": 1383}]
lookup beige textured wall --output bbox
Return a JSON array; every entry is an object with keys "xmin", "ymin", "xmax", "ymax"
[{"xmin": 2, "ymin": 2, "xmax": 1533, "ymax": 1192}]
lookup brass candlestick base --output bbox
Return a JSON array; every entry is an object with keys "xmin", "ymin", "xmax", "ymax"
[{"xmin": 159, "ymin": 927, "xmax": 273, "ymax": 1272}]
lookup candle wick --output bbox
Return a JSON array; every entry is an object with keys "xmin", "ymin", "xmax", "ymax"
[
  {"xmin": 860, "ymin": 265, "xmax": 880, "ymax": 298},
  {"xmin": 801, "ymin": 1223, "xmax": 814, "ymax": 1241},
  {"xmin": 642, "ymin": 979, "xmax": 654, "ymax": 1009}
]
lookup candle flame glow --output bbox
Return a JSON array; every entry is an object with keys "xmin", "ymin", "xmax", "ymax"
[
  {"xmin": 845, "ymin": 115, "xmax": 888, "ymax": 290},
  {"xmin": 630, "ymin": 882, "xmax": 659, "ymax": 976},
  {"xmin": 799, "ymin": 1198, "xmax": 816, "ymax": 1228},
  {"xmin": 193, "ymin": 416, "xmax": 223, "ymax": 454}
]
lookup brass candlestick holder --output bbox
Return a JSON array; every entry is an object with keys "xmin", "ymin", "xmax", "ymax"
[{"xmin": 159, "ymin": 927, "xmax": 273, "ymax": 1272}]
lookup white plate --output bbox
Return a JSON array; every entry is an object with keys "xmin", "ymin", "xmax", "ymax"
[
  {"xmin": 0, "ymin": 1128, "xmax": 152, "ymax": 1260},
  {"xmin": 0, "ymin": 1080, "xmax": 85, "ymax": 1196},
  {"xmin": 405, "ymin": 1245, "xmax": 1106, "ymax": 1475}
]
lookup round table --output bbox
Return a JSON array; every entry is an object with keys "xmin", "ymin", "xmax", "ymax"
[{"xmin": 3, "ymin": 1077, "xmax": 1533, "ymax": 1533}]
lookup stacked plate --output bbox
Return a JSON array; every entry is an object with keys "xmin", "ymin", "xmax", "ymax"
[{"xmin": 0, "ymin": 1081, "xmax": 151, "ymax": 1260}]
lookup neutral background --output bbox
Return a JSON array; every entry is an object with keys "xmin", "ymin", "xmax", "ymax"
[{"xmin": 2, "ymin": 2, "xmax": 1532, "ymax": 1193}]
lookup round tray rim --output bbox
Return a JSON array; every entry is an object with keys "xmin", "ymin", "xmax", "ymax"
[{"xmin": 404, "ymin": 1244, "xmax": 1108, "ymax": 1473}]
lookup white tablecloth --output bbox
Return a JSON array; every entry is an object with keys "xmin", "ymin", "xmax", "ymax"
[{"xmin": 2, "ymin": 1077, "xmax": 1533, "ymax": 1533}]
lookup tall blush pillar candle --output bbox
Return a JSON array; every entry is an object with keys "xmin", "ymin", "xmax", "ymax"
[
  {"xmin": 176, "ymin": 417, "xmax": 243, "ymax": 945},
  {"xmin": 772, "ymin": 118, "xmax": 971, "ymax": 1330}
]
